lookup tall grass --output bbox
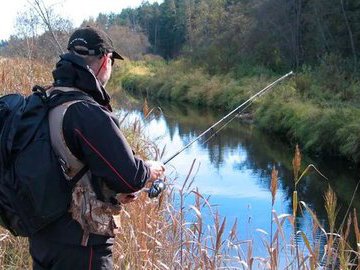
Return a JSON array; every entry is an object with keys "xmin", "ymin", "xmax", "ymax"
[
  {"xmin": 270, "ymin": 166, "xmax": 278, "ymax": 270},
  {"xmin": 120, "ymin": 59, "xmax": 270, "ymax": 110},
  {"xmin": 0, "ymin": 58, "xmax": 359, "ymax": 269},
  {"xmin": 0, "ymin": 231, "xmax": 30, "ymax": 270},
  {"xmin": 0, "ymin": 57, "xmax": 52, "ymax": 96}
]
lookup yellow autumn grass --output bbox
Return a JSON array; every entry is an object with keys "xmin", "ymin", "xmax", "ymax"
[
  {"xmin": 0, "ymin": 57, "xmax": 52, "ymax": 96},
  {"xmin": 129, "ymin": 65, "xmax": 152, "ymax": 76}
]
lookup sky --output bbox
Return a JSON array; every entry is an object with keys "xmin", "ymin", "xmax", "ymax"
[{"xmin": 0, "ymin": 0, "xmax": 162, "ymax": 41}]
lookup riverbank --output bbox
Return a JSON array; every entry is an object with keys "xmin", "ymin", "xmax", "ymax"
[{"xmin": 118, "ymin": 58, "xmax": 360, "ymax": 164}]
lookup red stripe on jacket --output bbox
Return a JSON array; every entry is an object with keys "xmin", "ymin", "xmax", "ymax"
[{"xmin": 74, "ymin": 128, "xmax": 137, "ymax": 192}]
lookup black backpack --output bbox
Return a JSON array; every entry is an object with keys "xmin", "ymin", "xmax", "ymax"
[{"xmin": 0, "ymin": 86, "xmax": 90, "ymax": 237}]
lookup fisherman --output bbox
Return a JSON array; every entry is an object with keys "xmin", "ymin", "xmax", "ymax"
[{"xmin": 29, "ymin": 26, "xmax": 165, "ymax": 269}]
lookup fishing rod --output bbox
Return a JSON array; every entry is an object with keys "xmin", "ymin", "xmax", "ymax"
[
  {"xmin": 147, "ymin": 71, "xmax": 294, "ymax": 198},
  {"xmin": 163, "ymin": 71, "xmax": 293, "ymax": 164}
]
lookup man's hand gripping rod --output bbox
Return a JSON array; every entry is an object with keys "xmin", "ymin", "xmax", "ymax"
[{"xmin": 147, "ymin": 71, "xmax": 294, "ymax": 198}]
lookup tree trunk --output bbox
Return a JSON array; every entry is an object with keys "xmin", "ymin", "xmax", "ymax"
[
  {"xmin": 296, "ymin": 0, "xmax": 302, "ymax": 68},
  {"xmin": 30, "ymin": 0, "xmax": 64, "ymax": 54},
  {"xmin": 340, "ymin": 0, "xmax": 357, "ymax": 73}
]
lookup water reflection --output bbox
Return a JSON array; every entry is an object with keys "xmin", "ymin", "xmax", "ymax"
[
  {"xmin": 158, "ymin": 102, "xmax": 359, "ymax": 218},
  {"xmin": 116, "ymin": 99, "xmax": 360, "ymax": 256}
]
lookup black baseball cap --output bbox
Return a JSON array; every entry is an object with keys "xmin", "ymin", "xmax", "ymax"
[{"xmin": 67, "ymin": 26, "xmax": 124, "ymax": 60}]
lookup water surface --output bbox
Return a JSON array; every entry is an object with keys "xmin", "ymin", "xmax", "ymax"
[{"xmin": 116, "ymin": 100, "xmax": 360, "ymax": 259}]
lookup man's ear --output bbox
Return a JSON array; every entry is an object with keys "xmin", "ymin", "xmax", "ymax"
[{"xmin": 95, "ymin": 55, "xmax": 108, "ymax": 76}]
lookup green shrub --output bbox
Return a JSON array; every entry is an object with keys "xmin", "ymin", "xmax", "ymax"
[{"xmin": 120, "ymin": 58, "xmax": 360, "ymax": 162}]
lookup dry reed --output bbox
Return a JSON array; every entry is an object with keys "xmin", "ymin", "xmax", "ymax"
[
  {"xmin": 0, "ymin": 57, "xmax": 52, "ymax": 96},
  {"xmin": 270, "ymin": 166, "xmax": 278, "ymax": 270}
]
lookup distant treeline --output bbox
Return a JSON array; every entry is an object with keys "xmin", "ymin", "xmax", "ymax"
[
  {"xmin": 103, "ymin": 0, "xmax": 360, "ymax": 75},
  {"xmin": 1, "ymin": 0, "xmax": 359, "ymax": 75}
]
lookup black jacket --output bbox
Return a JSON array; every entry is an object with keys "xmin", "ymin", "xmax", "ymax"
[
  {"xmin": 63, "ymin": 100, "xmax": 150, "ymax": 194},
  {"xmin": 33, "ymin": 53, "xmax": 150, "ymax": 245}
]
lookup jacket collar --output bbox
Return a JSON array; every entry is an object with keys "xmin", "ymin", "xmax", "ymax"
[{"xmin": 52, "ymin": 53, "xmax": 111, "ymax": 107}]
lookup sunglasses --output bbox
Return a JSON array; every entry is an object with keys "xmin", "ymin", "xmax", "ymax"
[{"xmin": 109, "ymin": 54, "xmax": 115, "ymax": 66}]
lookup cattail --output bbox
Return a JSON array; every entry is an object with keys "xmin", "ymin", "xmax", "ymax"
[
  {"xmin": 324, "ymin": 185, "xmax": 338, "ymax": 233},
  {"xmin": 270, "ymin": 166, "xmax": 278, "ymax": 270},
  {"xmin": 215, "ymin": 215, "xmax": 226, "ymax": 263},
  {"xmin": 292, "ymin": 144, "xmax": 301, "ymax": 186},
  {"xmin": 1, "ymin": 69, "xmax": 5, "ymax": 84},
  {"xmin": 143, "ymin": 98, "xmax": 149, "ymax": 117},
  {"xmin": 344, "ymin": 214, "xmax": 352, "ymax": 242},
  {"xmin": 353, "ymin": 208, "xmax": 360, "ymax": 254},
  {"xmin": 293, "ymin": 191, "xmax": 298, "ymax": 217},
  {"xmin": 229, "ymin": 218, "xmax": 238, "ymax": 241},
  {"xmin": 271, "ymin": 246, "xmax": 278, "ymax": 270},
  {"xmin": 270, "ymin": 166, "xmax": 278, "ymax": 207}
]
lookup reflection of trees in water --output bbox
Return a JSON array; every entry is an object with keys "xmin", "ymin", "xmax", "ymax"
[
  {"xmin": 250, "ymin": 135, "xmax": 360, "ymax": 228},
  {"xmin": 155, "ymin": 101, "xmax": 360, "ymax": 226}
]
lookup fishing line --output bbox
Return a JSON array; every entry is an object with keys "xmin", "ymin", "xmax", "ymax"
[
  {"xmin": 163, "ymin": 71, "xmax": 293, "ymax": 165},
  {"xmin": 201, "ymin": 80, "xmax": 281, "ymax": 145},
  {"xmin": 147, "ymin": 71, "xmax": 294, "ymax": 197},
  {"xmin": 201, "ymin": 102, "xmax": 252, "ymax": 145}
]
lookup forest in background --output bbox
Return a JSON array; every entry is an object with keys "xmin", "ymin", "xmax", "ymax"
[
  {"xmin": 1, "ymin": 0, "xmax": 359, "ymax": 75},
  {"xmin": 115, "ymin": 0, "xmax": 360, "ymax": 75}
]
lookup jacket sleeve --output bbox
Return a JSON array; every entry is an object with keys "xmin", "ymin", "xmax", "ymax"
[{"xmin": 62, "ymin": 101, "xmax": 150, "ymax": 193}]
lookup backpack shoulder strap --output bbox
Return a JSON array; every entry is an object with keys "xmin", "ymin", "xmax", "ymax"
[
  {"xmin": 48, "ymin": 96, "xmax": 89, "ymax": 185},
  {"xmin": 47, "ymin": 87, "xmax": 95, "ymax": 109}
]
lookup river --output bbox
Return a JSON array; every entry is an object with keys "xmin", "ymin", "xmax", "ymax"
[{"xmin": 116, "ymin": 98, "xmax": 360, "ymax": 263}]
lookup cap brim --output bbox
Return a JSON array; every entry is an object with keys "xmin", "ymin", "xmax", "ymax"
[{"xmin": 112, "ymin": 51, "xmax": 124, "ymax": 60}]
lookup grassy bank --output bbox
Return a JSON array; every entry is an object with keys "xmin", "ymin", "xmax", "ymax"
[
  {"xmin": 119, "ymin": 59, "xmax": 273, "ymax": 109},
  {"xmin": 119, "ymin": 58, "xmax": 360, "ymax": 163}
]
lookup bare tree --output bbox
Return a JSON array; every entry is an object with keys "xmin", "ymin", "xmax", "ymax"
[
  {"xmin": 1, "ymin": 0, "xmax": 73, "ymax": 62},
  {"xmin": 14, "ymin": 9, "xmax": 40, "ymax": 60},
  {"xmin": 27, "ymin": 0, "xmax": 69, "ymax": 55},
  {"xmin": 340, "ymin": 0, "xmax": 357, "ymax": 73}
]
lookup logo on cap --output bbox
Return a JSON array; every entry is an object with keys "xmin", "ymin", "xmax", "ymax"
[{"xmin": 69, "ymin": 38, "xmax": 88, "ymax": 46}]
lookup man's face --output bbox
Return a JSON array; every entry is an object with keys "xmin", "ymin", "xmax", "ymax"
[{"xmin": 96, "ymin": 53, "xmax": 114, "ymax": 86}]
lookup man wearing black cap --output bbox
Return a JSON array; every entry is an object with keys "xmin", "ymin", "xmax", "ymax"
[{"xmin": 29, "ymin": 26, "xmax": 165, "ymax": 269}]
